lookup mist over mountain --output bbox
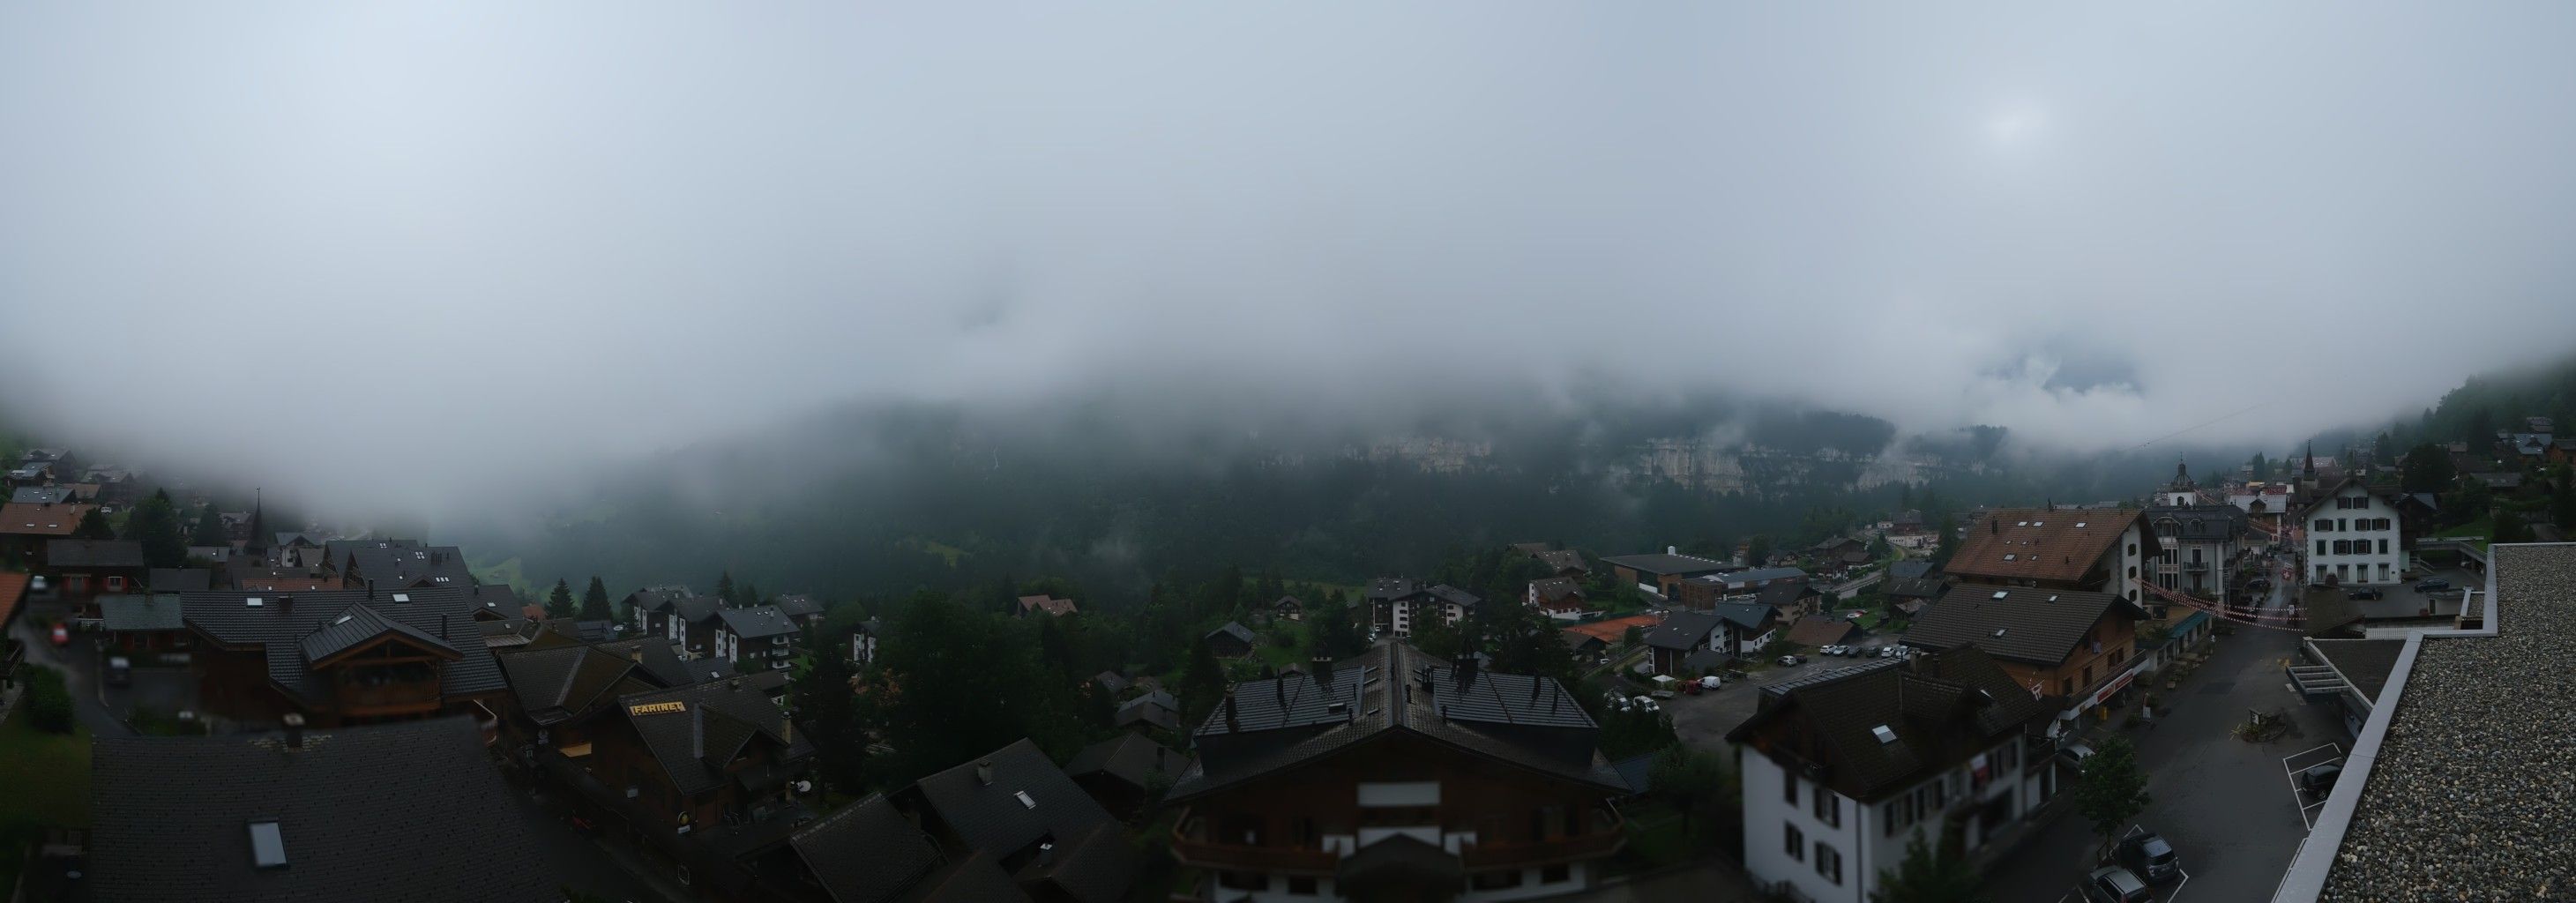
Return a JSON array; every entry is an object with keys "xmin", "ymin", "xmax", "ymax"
[{"xmin": 448, "ymin": 386, "xmax": 2260, "ymax": 603}]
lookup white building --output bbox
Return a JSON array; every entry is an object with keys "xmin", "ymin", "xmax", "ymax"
[
  {"xmin": 2296, "ymin": 477, "xmax": 2407, "ymax": 586},
  {"xmin": 2142, "ymin": 504, "xmax": 2248, "ymax": 603},
  {"xmin": 1729, "ymin": 651, "xmax": 2050, "ymax": 903}
]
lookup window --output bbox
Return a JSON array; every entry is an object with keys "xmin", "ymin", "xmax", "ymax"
[
  {"xmin": 2333, "ymin": 541, "xmax": 2349, "ymax": 555},
  {"xmin": 1542, "ymin": 863, "xmax": 1571, "ymax": 884},
  {"xmin": 2338, "ymin": 518, "xmax": 2348, "ymax": 532},
  {"xmin": 1784, "ymin": 774, "xmax": 1799, "ymax": 806},
  {"xmin": 1883, "ymin": 802, "xmax": 1899, "ymax": 837},
  {"xmin": 2378, "ymin": 539, "xmax": 2389, "ymax": 555},
  {"xmin": 1817, "ymin": 843, "xmax": 1843, "ymax": 884},
  {"xmin": 1218, "ymin": 871, "xmax": 1266, "ymax": 891},
  {"xmin": 1471, "ymin": 870, "xmax": 1525, "ymax": 890},
  {"xmin": 1785, "ymin": 823, "xmax": 1805, "ymax": 861},
  {"xmin": 1813, "ymin": 790, "xmax": 1840, "ymax": 827},
  {"xmin": 2082, "ymin": 665, "xmax": 2093, "ymax": 686},
  {"xmin": 1288, "ymin": 877, "xmax": 1318, "ymax": 895},
  {"xmin": 2316, "ymin": 541, "xmax": 2327, "ymax": 556},
  {"xmin": 2315, "ymin": 519, "xmax": 2332, "ymax": 532},
  {"xmin": 2061, "ymin": 677, "xmax": 2074, "ymax": 696},
  {"xmin": 1530, "ymin": 807, "xmax": 1557, "ymax": 841}
]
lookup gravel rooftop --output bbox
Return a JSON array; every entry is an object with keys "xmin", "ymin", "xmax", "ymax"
[{"xmin": 2319, "ymin": 544, "xmax": 2576, "ymax": 902}]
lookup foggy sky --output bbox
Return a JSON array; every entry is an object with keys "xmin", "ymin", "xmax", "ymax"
[{"xmin": 6, "ymin": 3, "xmax": 2576, "ymax": 516}]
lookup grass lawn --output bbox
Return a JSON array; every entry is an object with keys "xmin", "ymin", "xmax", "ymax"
[
  {"xmin": 1610, "ymin": 802, "xmax": 1725, "ymax": 874},
  {"xmin": 0, "ymin": 701, "xmax": 93, "ymax": 892},
  {"xmin": 471, "ymin": 556, "xmax": 530, "ymax": 593}
]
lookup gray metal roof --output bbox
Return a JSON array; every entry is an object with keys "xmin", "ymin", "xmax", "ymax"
[
  {"xmin": 88, "ymin": 716, "xmax": 556, "ymax": 902},
  {"xmin": 181, "ymin": 587, "xmax": 505, "ymax": 705},
  {"xmin": 718, "ymin": 604, "xmax": 798, "ymax": 639},
  {"xmin": 787, "ymin": 794, "xmax": 943, "ymax": 903},
  {"xmin": 907, "ymin": 738, "xmax": 1123, "ymax": 871},
  {"xmin": 1903, "ymin": 583, "xmax": 2145, "ymax": 667},
  {"xmin": 99, "ymin": 594, "xmax": 184, "ymax": 632},
  {"xmin": 296, "ymin": 603, "xmax": 460, "ymax": 664}
]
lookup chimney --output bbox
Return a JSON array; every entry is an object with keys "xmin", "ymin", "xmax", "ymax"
[
  {"xmin": 1529, "ymin": 675, "xmax": 1542, "ymax": 701},
  {"xmin": 1223, "ymin": 691, "xmax": 1240, "ymax": 731},
  {"xmin": 1312, "ymin": 656, "xmax": 1333, "ymax": 690},
  {"xmin": 1275, "ymin": 673, "xmax": 1287, "ymax": 706},
  {"xmin": 1667, "ymin": 545, "xmax": 1677, "ymax": 556},
  {"xmin": 1036, "ymin": 841, "xmax": 1057, "ymax": 866},
  {"xmin": 366, "ymin": 579, "xmax": 376, "ymax": 601},
  {"xmin": 1454, "ymin": 656, "xmax": 1478, "ymax": 690},
  {"xmin": 282, "ymin": 713, "xmax": 305, "ymax": 750},
  {"xmin": 975, "ymin": 760, "xmax": 995, "ymax": 787},
  {"xmin": 279, "ymin": 594, "xmax": 294, "ymax": 612},
  {"xmin": 1990, "ymin": 519, "xmax": 1999, "ymax": 535}
]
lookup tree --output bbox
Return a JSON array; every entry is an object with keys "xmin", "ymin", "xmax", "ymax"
[
  {"xmin": 1743, "ymin": 534, "xmax": 1773, "ymax": 567},
  {"xmin": 864, "ymin": 592, "xmax": 1082, "ymax": 784},
  {"xmin": 2494, "ymin": 511, "xmax": 2530, "ymax": 544},
  {"xmin": 545, "ymin": 579, "xmax": 575, "ymax": 619},
  {"xmin": 1178, "ymin": 636, "xmax": 1227, "ymax": 720},
  {"xmin": 122, "ymin": 490, "xmax": 189, "ymax": 569},
  {"xmin": 2400, "ymin": 443, "xmax": 2456, "ymax": 495},
  {"xmin": 715, "ymin": 571, "xmax": 737, "ymax": 606},
  {"xmin": 579, "ymin": 576, "xmax": 613, "ymax": 621},
  {"xmin": 1870, "ymin": 823, "xmax": 1987, "ymax": 903},
  {"xmin": 2073, "ymin": 735, "xmax": 2152, "ymax": 856},
  {"xmin": 1647, "ymin": 743, "xmax": 1727, "ymax": 832},
  {"xmin": 2550, "ymin": 466, "xmax": 2576, "ymax": 531},
  {"xmin": 793, "ymin": 630, "xmax": 870, "ymax": 795},
  {"xmin": 190, "ymin": 505, "xmax": 229, "ymax": 548},
  {"xmin": 23, "ymin": 664, "xmax": 75, "ymax": 734},
  {"xmin": 72, "ymin": 507, "xmax": 115, "ymax": 541},
  {"xmin": 1311, "ymin": 598, "xmax": 1366, "ymax": 660}
]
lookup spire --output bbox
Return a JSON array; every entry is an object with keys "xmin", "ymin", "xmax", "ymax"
[
  {"xmin": 243, "ymin": 489, "xmax": 269, "ymax": 556},
  {"xmin": 2303, "ymin": 442, "xmax": 2317, "ymax": 476}
]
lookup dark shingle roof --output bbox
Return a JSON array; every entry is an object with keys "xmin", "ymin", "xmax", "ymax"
[
  {"xmin": 615, "ymin": 676, "xmax": 810, "ymax": 795},
  {"xmin": 99, "ymin": 594, "xmax": 185, "ymax": 632},
  {"xmin": 1114, "ymin": 691, "xmax": 1181, "ymax": 730},
  {"xmin": 1783, "ymin": 616, "xmax": 1861, "ymax": 647},
  {"xmin": 1066, "ymin": 733, "xmax": 1192, "ymax": 791},
  {"xmin": 719, "ymin": 605, "xmax": 799, "ymax": 639},
  {"xmin": 1597, "ymin": 553, "xmax": 1731, "ymax": 577},
  {"xmin": 1423, "ymin": 584, "xmax": 1482, "ymax": 608},
  {"xmin": 89, "ymin": 716, "xmax": 556, "ymax": 902},
  {"xmin": 1945, "ymin": 509, "xmax": 2148, "ymax": 585},
  {"xmin": 1752, "ymin": 580, "xmax": 1818, "ymax": 609},
  {"xmin": 1529, "ymin": 577, "xmax": 1584, "ymax": 603},
  {"xmin": 297, "ymin": 604, "xmax": 461, "ymax": 665},
  {"xmin": 1206, "ymin": 621, "xmax": 1257, "ymax": 645},
  {"xmin": 497, "ymin": 641, "xmax": 669, "ymax": 726},
  {"xmin": 1538, "ymin": 549, "xmax": 1588, "ymax": 572},
  {"xmin": 787, "ymin": 794, "xmax": 943, "ymax": 903},
  {"xmin": 1645, "ymin": 611, "xmax": 1723, "ymax": 652},
  {"xmin": 9, "ymin": 486, "xmax": 77, "ymax": 504},
  {"xmin": 325, "ymin": 539, "xmax": 474, "ymax": 590},
  {"xmin": 148, "ymin": 568, "xmax": 212, "ymax": 593},
  {"xmin": 1727, "ymin": 646, "xmax": 2046, "ymax": 802},
  {"xmin": 1888, "ymin": 561, "xmax": 1936, "ymax": 581},
  {"xmin": 1904, "ymin": 584, "xmax": 2146, "ymax": 666},
  {"xmin": 1707, "ymin": 602, "xmax": 1776, "ymax": 633},
  {"xmin": 773, "ymin": 593, "xmax": 825, "ymax": 619},
  {"xmin": 623, "ymin": 586, "xmax": 697, "ymax": 614},
  {"xmin": 2142, "ymin": 504, "xmax": 2248, "ymax": 542},
  {"xmin": 1886, "ymin": 577, "xmax": 1949, "ymax": 601},
  {"xmin": 908, "ymin": 738, "xmax": 1122, "ymax": 864},
  {"xmin": 46, "ymin": 539, "xmax": 145, "ymax": 568},
  {"xmin": 182, "ymin": 587, "xmax": 504, "ymax": 705},
  {"xmin": 907, "ymin": 854, "xmax": 1035, "ymax": 903},
  {"xmin": 1169, "ymin": 642, "xmax": 1624, "ymax": 803},
  {"xmin": 1017, "ymin": 820, "xmax": 1137, "ymax": 903}
]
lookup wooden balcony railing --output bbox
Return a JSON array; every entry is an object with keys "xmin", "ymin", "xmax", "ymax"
[
  {"xmin": 1169, "ymin": 808, "xmax": 1339, "ymax": 874},
  {"xmin": 1460, "ymin": 803, "xmax": 1627, "ymax": 868}
]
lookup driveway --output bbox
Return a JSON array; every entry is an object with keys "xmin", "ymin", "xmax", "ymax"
[
  {"xmin": 5, "ymin": 603, "xmax": 133, "ymax": 736},
  {"xmin": 1981, "ymin": 620, "xmax": 2338, "ymax": 903}
]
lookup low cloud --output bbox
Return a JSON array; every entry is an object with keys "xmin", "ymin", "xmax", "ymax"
[{"xmin": 4, "ymin": 3, "xmax": 2574, "ymax": 518}]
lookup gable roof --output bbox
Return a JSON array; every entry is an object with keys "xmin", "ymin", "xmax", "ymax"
[
  {"xmin": 298, "ymin": 603, "xmax": 464, "ymax": 666},
  {"xmin": 99, "ymin": 593, "xmax": 184, "ymax": 632},
  {"xmin": 1752, "ymin": 580, "xmax": 1819, "ymax": 609},
  {"xmin": 1783, "ymin": 616, "xmax": 1861, "ymax": 647},
  {"xmin": 1205, "ymin": 621, "xmax": 1257, "ymax": 646},
  {"xmin": 1888, "ymin": 561, "xmax": 1936, "ymax": 581},
  {"xmin": 1644, "ymin": 611, "xmax": 1724, "ymax": 652},
  {"xmin": 182, "ymin": 587, "xmax": 506, "ymax": 705},
  {"xmin": 1167, "ymin": 642, "xmax": 1626, "ymax": 803},
  {"xmin": 1066, "ymin": 733, "xmax": 1193, "ymax": 791},
  {"xmin": 496, "ymin": 640, "xmax": 684, "ymax": 726},
  {"xmin": 1537, "ymin": 549, "xmax": 1588, "ymax": 572},
  {"xmin": 1528, "ymin": 577, "xmax": 1584, "ymax": 604},
  {"xmin": 0, "ymin": 502, "xmax": 93, "ymax": 537},
  {"xmin": 1707, "ymin": 602, "xmax": 1778, "ymax": 633},
  {"xmin": 325, "ymin": 539, "xmax": 474, "ymax": 590},
  {"xmin": 1597, "ymin": 553, "xmax": 1731, "ymax": 577},
  {"xmin": 623, "ymin": 586, "xmax": 697, "ymax": 614},
  {"xmin": 786, "ymin": 794, "xmax": 944, "ymax": 903},
  {"xmin": 2142, "ymin": 504, "xmax": 2249, "ymax": 542},
  {"xmin": 1885, "ymin": 577, "xmax": 1949, "ymax": 601},
  {"xmin": 9, "ymin": 486, "xmax": 78, "ymax": 504},
  {"xmin": 772, "ymin": 593, "xmax": 825, "ymax": 619},
  {"xmin": 1726, "ymin": 646, "xmax": 2046, "ymax": 801},
  {"xmin": 1016, "ymin": 594, "xmax": 1078, "ymax": 616},
  {"xmin": 1903, "ymin": 584, "xmax": 2146, "ymax": 666},
  {"xmin": 718, "ymin": 605, "xmax": 799, "ymax": 639},
  {"xmin": 614, "ymin": 677, "xmax": 810, "ymax": 796},
  {"xmin": 909, "ymin": 738, "xmax": 1122, "ymax": 863},
  {"xmin": 1945, "ymin": 509, "xmax": 2148, "ymax": 585},
  {"xmin": 89, "ymin": 716, "xmax": 556, "ymax": 903},
  {"xmin": 45, "ymin": 539, "xmax": 143, "ymax": 568}
]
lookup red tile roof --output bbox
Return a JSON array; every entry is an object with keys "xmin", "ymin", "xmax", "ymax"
[
  {"xmin": 0, "ymin": 571, "xmax": 26, "ymax": 630},
  {"xmin": 1559, "ymin": 613, "xmax": 1662, "ymax": 644},
  {"xmin": 0, "ymin": 503, "xmax": 95, "ymax": 537},
  {"xmin": 1946, "ymin": 509, "xmax": 2148, "ymax": 585}
]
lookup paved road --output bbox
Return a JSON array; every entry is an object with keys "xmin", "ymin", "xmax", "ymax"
[
  {"xmin": 1978, "ymin": 613, "xmax": 2338, "ymax": 903},
  {"xmin": 6, "ymin": 603, "xmax": 134, "ymax": 736}
]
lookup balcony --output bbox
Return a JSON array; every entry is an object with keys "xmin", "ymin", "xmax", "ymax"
[
  {"xmin": 1460, "ymin": 804, "xmax": 1627, "ymax": 869},
  {"xmin": 1169, "ymin": 809, "xmax": 1339, "ymax": 874}
]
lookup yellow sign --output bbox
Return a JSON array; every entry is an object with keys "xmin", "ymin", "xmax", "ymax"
[{"xmin": 629, "ymin": 701, "xmax": 687, "ymax": 715}]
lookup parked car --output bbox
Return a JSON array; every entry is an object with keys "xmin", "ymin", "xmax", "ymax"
[
  {"xmin": 1777, "ymin": 654, "xmax": 1806, "ymax": 667},
  {"xmin": 1877, "ymin": 646, "xmax": 1901, "ymax": 659},
  {"xmin": 2058, "ymin": 743, "xmax": 2097, "ymax": 771},
  {"xmin": 106, "ymin": 655, "xmax": 133, "ymax": 688},
  {"xmin": 2117, "ymin": 826, "xmax": 2182, "ymax": 884},
  {"xmin": 49, "ymin": 623, "xmax": 71, "ymax": 648},
  {"xmin": 2082, "ymin": 866, "xmax": 2153, "ymax": 903},
  {"xmin": 2346, "ymin": 587, "xmax": 2384, "ymax": 600},
  {"xmin": 1630, "ymin": 696, "xmax": 1660, "ymax": 713},
  {"xmin": 28, "ymin": 575, "xmax": 47, "ymax": 593},
  {"xmin": 2415, "ymin": 578, "xmax": 2452, "ymax": 593},
  {"xmin": 2298, "ymin": 762, "xmax": 2342, "ymax": 796},
  {"xmin": 1697, "ymin": 675, "xmax": 1722, "ymax": 690}
]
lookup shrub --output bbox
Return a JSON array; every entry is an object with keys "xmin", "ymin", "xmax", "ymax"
[{"xmin": 22, "ymin": 665, "xmax": 75, "ymax": 735}]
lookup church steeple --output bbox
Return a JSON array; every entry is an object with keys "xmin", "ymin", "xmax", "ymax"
[
  {"xmin": 2303, "ymin": 442, "xmax": 2317, "ymax": 476},
  {"xmin": 243, "ymin": 489, "xmax": 269, "ymax": 558}
]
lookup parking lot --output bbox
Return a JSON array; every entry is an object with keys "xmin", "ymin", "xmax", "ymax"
[{"xmin": 1665, "ymin": 639, "xmax": 1907, "ymax": 755}]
